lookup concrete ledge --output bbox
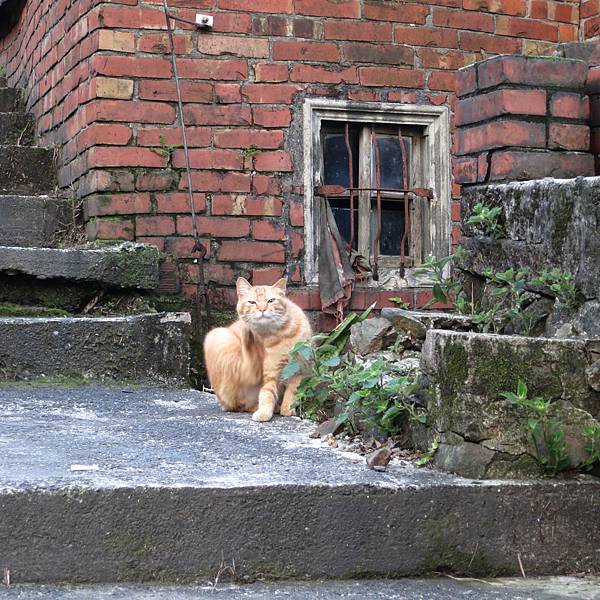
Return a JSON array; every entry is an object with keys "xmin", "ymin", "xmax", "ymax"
[
  {"xmin": 0, "ymin": 242, "xmax": 160, "ymax": 289},
  {"xmin": 0, "ymin": 388, "xmax": 598, "ymax": 583},
  {"xmin": 0, "ymin": 195, "xmax": 70, "ymax": 247},
  {"xmin": 0, "ymin": 145, "xmax": 56, "ymax": 194},
  {"xmin": 0, "ymin": 313, "xmax": 190, "ymax": 384}
]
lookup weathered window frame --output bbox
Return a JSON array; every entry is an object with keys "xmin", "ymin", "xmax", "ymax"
[{"xmin": 303, "ymin": 98, "xmax": 451, "ymax": 289}]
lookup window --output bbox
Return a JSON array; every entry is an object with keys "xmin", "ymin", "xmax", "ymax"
[{"xmin": 303, "ymin": 100, "xmax": 451, "ymax": 289}]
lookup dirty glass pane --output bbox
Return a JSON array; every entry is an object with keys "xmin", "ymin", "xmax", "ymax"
[
  {"xmin": 370, "ymin": 199, "xmax": 408, "ymax": 256},
  {"xmin": 330, "ymin": 197, "xmax": 358, "ymax": 250},
  {"xmin": 373, "ymin": 135, "xmax": 412, "ymax": 190},
  {"xmin": 321, "ymin": 121, "xmax": 360, "ymax": 188}
]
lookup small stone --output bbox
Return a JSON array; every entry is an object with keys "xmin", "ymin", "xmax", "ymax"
[
  {"xmin": 366, "ymin": 447, "xmax": 392, "ymax": 471},
  {"xmin": 309, "ymin": 418, "xmax": 343, "ymax": 439},
  {"xmin": 326, "ymin": 434, "xmax": 338, "ymax": 448},
  {"xmin": 349, "ymin": 318, "xmax": 397, "ymax": 355}
]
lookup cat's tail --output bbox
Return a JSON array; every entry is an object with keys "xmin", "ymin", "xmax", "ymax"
[{"xmin": 203, "ymin": 326, "xmax": 264, "ymax": 410}]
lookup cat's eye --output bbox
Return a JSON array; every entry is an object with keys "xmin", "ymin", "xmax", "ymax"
[
  {"xmin": 267, "ymin": 298, "xmax": 276, "ymax": 303},
  {"xmin": 247, "ymin": 300, "xmax": 257, "ymax": 305}
]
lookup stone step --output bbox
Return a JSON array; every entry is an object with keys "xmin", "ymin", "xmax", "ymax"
[
  {"xmin": 0, "ymin": 313, "xmax": 190, "ymax": 384},
  {"xmin": 0, "ymin": 195, "xmax": 70, "ymax": 247},
  {"xmin": 0, "ymin": 387, "xmax": 598, "ymax": 584},
  {"xmin": 0, "ymin": 77, "xmax": 6, "ymax": 87},
  {"xmin": 3, "ymin": 577, "xmax": 600, "ymax": 599},
  {"xmin": 0, "ymin": 111, "xmax": 34, "ymax": 145},
  {"xmin": 0, "ymin": 242, "xmax": 160, "ymax": 289},
  {"xmin": 0, "ymin": 86, "xmax": 22, "ymax": 112},
  {"xmin": 0, "ymin": 145, "xmax": 56, "ymax": 194}
]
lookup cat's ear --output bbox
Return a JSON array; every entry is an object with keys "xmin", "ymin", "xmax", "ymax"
[
  {"xmin": 272, "ymin": 277, "xmax": 287, "ymax": 295},
  {"xmin": 236, "ymin": 277, "xmax": 253, "ymax": 299}
]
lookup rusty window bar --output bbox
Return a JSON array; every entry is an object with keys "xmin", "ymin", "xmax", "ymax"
[
  {"xmin": 398, "ymin": 127, "xmax": 410, "ymax": 278},
  {"xmin": 344, "ymin": 122, "xmax": 356, "ymax": 251}
]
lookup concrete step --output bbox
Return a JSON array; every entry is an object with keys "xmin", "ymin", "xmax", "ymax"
[
  {"xmin": 0, "ymin": 314, "xmax": 190, "ymax": 384},
  {"xmin": 2, "ymin": 577, "xmax": 600, "ymax": 599},
  {"xmin": 0, "ymin": 242, "xmax": 160, "ymax": 288},
  {"xmin": 0, "ymin": 145, "xmax": 56, "ymax": 194},
  {"xmin": 0, "ymin": 195, "xmax": 70, "ymax": 247},
  {"xmin": 0, "ymin": 112, "xmax": 34, "ymax": 145},
  {"xmin": 0, "ymin": 387, "xmax": 598, "ymax": 584},
  {"xmin": 0, "ymin": 87, "xmax": 22, "ymax": 112}
]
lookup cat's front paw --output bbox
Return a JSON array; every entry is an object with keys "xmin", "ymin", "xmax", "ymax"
[
  {"xmin": 279, "ymin": 405, "xmax": 296, "ymax": 417},
  {"xmin": 251, "ymin": 407, "xmax": 273, "ymax": 422}
]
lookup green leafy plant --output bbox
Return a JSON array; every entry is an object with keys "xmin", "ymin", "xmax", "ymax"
[
  {"xmin": 150, "ymin": 135, "xmax": 178, "ymax": 160},
  {"xmin": 467, "ymin": 202, "xmax": 505, "ymax": 239},
  {"xmin": 241, "ymin": 145, "xmax": 259, "ymax": 158},
  {"xmin": 501, "ymin": 381, "xmax": 571, "ymax": 476},
  {"xmin": 582, "ymin": 425, "xmax": 600, "ymax": 471},
  {"xmin": 0, "ymin": 65, "xmax": 6, "ymax": 78},
  {"xmin": 531, "ymin": 268, "xmax": 579, "ymax": 309},
  {"xmin": 414, "ymin": 247, "xmax": 467, "ymax": 307},
  {"xmin": 416, "ymin": 438, "xmax": 439, "ymax": 467},
  {"xmin": 388, "ymin": 297, "xmax": 409, "ymax": 309}
]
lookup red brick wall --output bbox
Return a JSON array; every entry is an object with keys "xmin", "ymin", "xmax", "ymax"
[
  {"xmin": 581, "ymin": 0, "xmax": 600, "ymax": 40},
  {"xmin": 0, "ymin": 0, "xmax": 592, "ymax": 312}
]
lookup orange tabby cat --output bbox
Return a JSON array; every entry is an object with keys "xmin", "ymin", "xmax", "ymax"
[{"xmin": 203, "ymin": 277, "xmax": 312, "ymax": 422}]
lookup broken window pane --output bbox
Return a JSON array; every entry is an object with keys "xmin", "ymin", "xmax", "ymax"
[
  {"xmin": 321, "ymin": 122, "xmax": 359, "ymax": 188},
  {"xmin": 330, "ymin": 197, "xmax": 358, "ymax": 250}
]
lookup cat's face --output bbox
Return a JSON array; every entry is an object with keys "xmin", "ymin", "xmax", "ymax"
[{"xmin": 236, "ymin": 277, "xmax": 288, "ymax": 333}]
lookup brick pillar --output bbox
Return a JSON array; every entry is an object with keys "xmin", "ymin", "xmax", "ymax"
[
  {"xmin": 454, "ymin": 55, "xmax": 594, "ymax": 185},
  {"xmin": 588, "ymin": 66, "xmax": 600, "ymax": 174}
]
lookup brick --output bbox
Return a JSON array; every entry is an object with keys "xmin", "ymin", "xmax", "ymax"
[
  {"xmin": 218, "ymin": 0, "xmax": 293, "ymax": 12},
  {"xmin": 477, "ymin": 56, "xmax": 587, "ymax": 91},
  {"xmin": 489, "ymin": 150, "xmax": 595, "ymax": 181},
  {"xmin": 155, "ymin": 193, "xmax": 206, "ymax": 213},
  {"xmin": 98, "ymin": 30, "xmax": 135, "ymax": 53},
  {"xmin": 495, "ymin": 16, "xmax": 559, "ymax": 41},
  {"xmin": 289, "ymin": 201, "xmax": 305, "ymax": 226},
  {"xmin": 197, "ymin": 35, "xmax": 269, "ymax": 58},
  {"xmin": 418, "ymin": 48, "xmax": 475, "ymax": 69},
  {"xmin": 212, "ymin": 12, "xmax": 253, "ymax": 34},
  {"xmin": 293, "ymin": 17, "xmax": 319, "ymax": 38},
  {"xmin": 432, "ymin": 8, "xmax": 495, "ymax": 32},
  {"xmin": 453, "ymin": 156, "xmax": 477, "ymax": 184},
  {"xmin": 242, "ymin": 83, "xmax": 299, "ymax": 104},
  {"xmin": 91, "ymin": 55, "xmax": 172, "ymax": 79},
  {"xmin": 459, "ymin": 32, "xmax": 521, "ymax": 54},
  {"xmin": 86, "ymin": 218, "xmax": 134, "ymax": 241},
  {"xmin": 291, "ymin": 231, "xmax": 304, "ymax": 257},
  {"xmin": 139, "ymin": 80, "xmax": 212, "ymax": 103},
  {"xmin": 591, "ymin": 128, "xmax": 600, "ymax": 154},
  {"xmin": 428, "ymin": 71, "xmax": 457, "ymax": 91},
  {"xmin": 456, "ymin": 120, "xmax": 546, "ymax": 155},
  {"xmin": 456, "ymin": 89, "xmax": 547, "ymax": 125},
  {"xmin": 252, "ymin": 175, "xmax": 281, "ymax": 195},
  {"xmin": 137, "ymin": 127, "xmax": 211, "ymax": 148},
  {"xmin": 183, "ymin": 171, "xmax": 251, "ymax": 192},
  {"xmin": 455, "ymin": 65, "xmax": 477, "ymax": 97},
  {"xmin": 522, "ymin": 40, "xmax": 556, "ymax": 56},
  {"xmin": 82, "ymin": 170, "xmax": 136, "ymax": 194},
  {"xmin": 364, "ymin": 1, "xmax": 429, "ymax": 22},
  {"xmin": 89, "ymin": 146, "xmax": 168, "ymax": 168},
  {"xmin": 254, "ymin": 63, "xmax": 289, "ymax": 82},
  {"xmin": 272, "ymin": 41, "xmax": 340, "ymax": 62},
  {"xmin": 78, "ymin": 124, "xmax": 133, "ymax": 151},
  {"xmin": 214, "ymin": 128, "xmax": 284, "ymax": 150},
  {"xmin": 212, "ymin": 195, "xmax": 283, "ymax": 216},
  {"xmin": 215, "ymin": 84, "xmax": 242, "ymax": 103},
  {"xmin": 295, "ymin": 0, "xmax": 360, "ymax": 18},
  {"xmin": 93, "ymin": 77, "xmax": 134, "ymax": 100},
  {"xmin": 163, "ymin": 237, "xmax": 210, "ymax": 260},
  {"xmin": 550, "ymin": 92, "xmax": 590, "ymax": 119},
  {"xmin": 553, "ymin": 3, "xmax": 578, "ymax": 23},
  {"xmin": 582, "ymin": 0, "xmax": 600, "ymax": 19},
  {"xmin": 462, "ymin": 0, "xmax": 526, "ymax": 15},
  {"xmin": 177, "ymin": 216, "xmax": 250, "ymax": 237},
  {"xmin": 252, "ymin": 267, "xmax": 285, "ymax": 285},
  {"xmin": 394, "ymin": 25, "xmax": 458, "ymax": 48},
  {"xmin": 218, "ymin": 240, "xmax": 285, "ymax": 263},
  {"xmin": 95, "ymin": 6, "xmax": 166, "ymax": 30},
  {"xmin": 251, "ymin": 220, "xmax": 286, "ymax": 241},
  {"xmin": 184, "ymin": 105, "xmax": 251, "ymax": 126},
  {"xmin": 137, "ymin": 171, "xmax": 177, "ymax": 191},
  {"xmin": 584, "ymin": 16, "xmax": 600, "ymax": 40},
  {"xmin": 138, "ymin": 33, "xmax": 193, "ymax": 54},
  {"xmin": 85, "ymin": 193, "xmax": 152, "ymax": 218},
  {"xmin": 252, "ymin": 15, "xmax": 290, "ymax": 36},
  {"xmin": 253, "ymin": 107, "xmax": 292, "ymax": 128},
  {"xmin": 343, "ymin": 43, "xmax": 413, "ymax": 65},
  {"xmin": 176, "ymin": 58, "xmax": 248, "ymax": 80},
  {"xmin": 254, "ymin": 151, "xmax": 293, "ymax": 172},
  {"xmin": 291, "ymin": 64, "xmax": 358, "ymax": 84},
  {"xmin": 136, "ymin": 215, "xmax": 176, "ymax": 236},
  {"xmin": 172, "ymin": 149, "xmax": 243, "ymax": 170},
  {"xmin": 558, "ymin": 24, "xmax": 578, "ymax": 42},
  {"xmin": 548, "ymin": 123, "xmax": 591, "ymax": 151},
  {"xmin": 324, "ymin": 20, "xmax": 392, "ymax": 42},
  {"xmin": 359, "ymin": 66, "xmax": 425, "ymax": 87}
]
